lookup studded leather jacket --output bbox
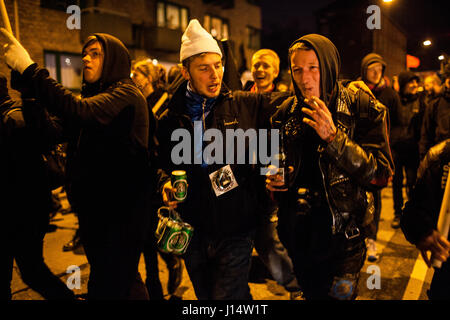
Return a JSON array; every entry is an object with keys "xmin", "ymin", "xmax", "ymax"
[{"xmin": 271, "ymin": 82, "xmax": 394, "ymax": 237}]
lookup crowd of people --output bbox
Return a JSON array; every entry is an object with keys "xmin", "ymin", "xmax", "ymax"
[{"xmin": 1, "ymin": 17, "xmax": 449, "ymax": 301}]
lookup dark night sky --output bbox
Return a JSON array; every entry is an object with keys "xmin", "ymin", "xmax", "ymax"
[{"xmin": 260, "ymin": 0, "xmax": 450, "ymax": 72}]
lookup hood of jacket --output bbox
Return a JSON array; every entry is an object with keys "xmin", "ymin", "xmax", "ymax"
[
  {"xmin": 398, "ymin": 70, "xmax": 420, "ymax": 97},
  {"xmin": 288, "ymin": 34, "xmax": 340, "ymax": 107},
  {"xmin": 361, "ymin": 53, "xmax": 386, "ymax": 85},
  {"xmin": 81, "ymin": 33, "xmax": 132, "ymax": 97}
]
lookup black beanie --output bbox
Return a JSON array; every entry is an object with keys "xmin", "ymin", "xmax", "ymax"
[
  {"xmin": 398, "ymin": 71, "xmax": 419, "ymax": 93},
  {"xmin": 361, "ymin": 53, "xmax": 386, "ymax": 82}
]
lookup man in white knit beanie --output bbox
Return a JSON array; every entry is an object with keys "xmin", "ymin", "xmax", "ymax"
[{"xmin": 157, "ymin": 19, "xmax": 289, "ymax": 300}]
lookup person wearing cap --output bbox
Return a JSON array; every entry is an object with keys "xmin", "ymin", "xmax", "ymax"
[
  {"xmin": 266, "ymin": 35, "xmax": 393, "ymax": 300},
  {"xmin": 390, "ymin": 70, "xmax": 427, "ymax": 229},
  {"xmin": 1, "ymin": 29, "xmax": 151, "ymax": 299},
  {"xmin": 419, "ymin": 64, "xmax": 450, "ymax": 160},
  {"xmin": 156, "ymin": 19, "xmax": 288, "ymax": 300},
  {"xmin": 360, "ymin": 53, "xmax": 400, "ymax": 259},
  {"xmin": 243, "ymin": 49, "xmax": 302, "ymax": 298},
  {"xmin": 130, "ymin": 58, "xmax": 184, "ymax": 299}
]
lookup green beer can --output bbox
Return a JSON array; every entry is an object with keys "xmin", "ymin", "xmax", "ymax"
[
  {"xmin": 171, "ymin": 170, "xmax": 187, "ymax": 202},
  {"xmin": 157, "ymin": 219, "xmax": 183, "ymax": 253}
]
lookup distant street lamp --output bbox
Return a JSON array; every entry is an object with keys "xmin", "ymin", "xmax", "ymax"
[
  {"xmin": 439, "ymin": 55, "xmax": 445, "ymax": 61},
  {"xmin": 383, "ymin": 0, "xmax": 393, "ymax": 3},
  {"xmin": 423, "ymin": 40, "xmax": 432, "ymax": 46}
]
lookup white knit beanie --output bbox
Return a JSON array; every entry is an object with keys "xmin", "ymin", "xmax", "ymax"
[{"xmin": 180, "ymin": 19, "xmax": 222, "ymax": 62}]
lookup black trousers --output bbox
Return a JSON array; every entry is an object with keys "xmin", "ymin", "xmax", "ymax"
[
  {"xmin": 76, "ymin": 185, "xmax": 150, "ymax": 300},
  {"xmin": 366, "ymin": 189, "xmax": 382, "ymax": 240},
  {"xmin": 142, "ymin": 202, "xmax": 181, "ymax": 299},
  {"xmin": 428, "ymin": 261, "xmax": 450, "ymax": 300},
  {"xmin": 183, "ymin": 231, "xmax": 254, "ymax": 300},
  {"xmin": 278, "ymin": 204, "xmax": 366, "ymax": 300},
  {"xmin": 2, "ymin": 215, "xmax": 75, "ymax": 300},
  {"xmin": 391, "ymin": 145, "xmax": 419, "ymax": 216}
]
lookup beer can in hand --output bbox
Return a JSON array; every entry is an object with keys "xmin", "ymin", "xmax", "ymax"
[{"xmin": 171, "ymin": 170, "xmax": 188, "ymax": 202}]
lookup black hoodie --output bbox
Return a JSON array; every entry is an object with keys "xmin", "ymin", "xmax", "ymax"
[
  {"xmin": 390, "ymin": 71, "xmax": 425, "ymax": 147},
  {"xmin": 289, "ymin": 34, "xmax": 340, "ymax": 107},
  {"xmin": 18, "ymin": 34, "xmax": 150, "ymax": 226},
  {"xmin": 272, "ymin": 34, "xmax": 393, "ymax": 240},
  {"xmin": 282, "ymin": 34, "xmax": 341, "ymax": 192}
]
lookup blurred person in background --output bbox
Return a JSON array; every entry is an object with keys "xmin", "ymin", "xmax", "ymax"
[
  {"xmin": 359, "ymin": 53, "xmax": 399, "ymax": 261},
  {"xmin": 389, "ymin": 71, "xmax": 426, "ymax": 229},
  {"xmin": 419, "ymin": 65, "xmax": 450, "ymax": 160}
]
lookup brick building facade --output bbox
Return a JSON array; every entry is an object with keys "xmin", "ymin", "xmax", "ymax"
[{"xmin": 1, "ymin": 0, "xmax": 261, "ymax": 96}]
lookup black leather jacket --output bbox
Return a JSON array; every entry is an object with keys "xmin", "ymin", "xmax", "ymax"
[{"xmin": 272, "ymin": 82, "xmax": 394, "ymax": 236}]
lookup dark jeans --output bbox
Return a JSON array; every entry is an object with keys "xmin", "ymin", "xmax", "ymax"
[
  {"xmin": 278, "ymin": 204, "xmax": 366, "ymax": 300},
  {"xmin": 367, "ymin": 189, "xmax": 382, "ymax": 240},
  {"xmin": 77, "ymin": 194, "xmax": 150, "ymax": 300},
  {"xmin": 2, "ymin": 217, "xmax": 75, "ymax": 300},
  {"xmin": 143, "ymin": 223, "xmax": 181, "ymax": 299},
  {"xmin": 254, "ymin": 209, "xmax": 300, "ymax": 292},
  {"xmin": 392, "ymin": 145, "xmax": 419, "ymax": 216},
  {"xmin": 183, "ymin": 231, "xmax": 254, "ymax": 300}
]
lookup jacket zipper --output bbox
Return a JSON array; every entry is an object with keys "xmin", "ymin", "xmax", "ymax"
[
  {"xmin": 202, "ymin": 98, "xmax": 207, "ymax": 132},
  {"xmin": 318, "ymin": 152, "xmax": 337, "ymax": 235}
]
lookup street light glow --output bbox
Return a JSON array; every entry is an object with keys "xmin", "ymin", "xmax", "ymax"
[
  {"xmin": 423, "ymin": 40, "xmax": 432, "ymax": 46},
  {"xmin": 439, "ymin": 55, "xmax": 445, "ymax": 61},
  {"xmin": 383, "ymin": 0, "xmax": 393, "ymax": 3}
]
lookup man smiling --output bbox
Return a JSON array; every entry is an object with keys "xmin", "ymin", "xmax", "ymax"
[{"xmin": 245, "ymin": 49, "xmax": 280, "ymax": 93}]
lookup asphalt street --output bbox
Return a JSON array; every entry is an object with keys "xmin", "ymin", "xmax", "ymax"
[{"xmin": 10, "ymin": 184, "xmax": 433, "ymax": 300}]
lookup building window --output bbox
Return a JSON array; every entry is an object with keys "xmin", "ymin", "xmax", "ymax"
[
  {"xmin": 246, "ymin": 26, "xmax": 260, "ymax": 50},
  {"xmin": 40, "ymin": 0, "xmax": 81, "ymax": 11},
  {"xmin": 156, "ymin": 2, "xmax": 189, "ymax": 31},
  {"xmin": 204, "ymin": 14, "xmax": 229, "ymax": 40},
  {"xmin": 44, "ymin": 51, "xmax": 83, "ymax": 91}
]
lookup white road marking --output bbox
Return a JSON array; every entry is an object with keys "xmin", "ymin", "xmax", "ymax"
[{"xmin": 402, "ymin": 253, "xmax": 434, "ymax": 300}]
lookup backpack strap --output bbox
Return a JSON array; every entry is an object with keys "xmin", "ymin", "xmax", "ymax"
[{"xmin": 356, "ymin": 89, "xmax": 370, "ymax": 120}]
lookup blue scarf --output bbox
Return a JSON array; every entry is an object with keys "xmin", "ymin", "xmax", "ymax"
[
  {"xmin": 185, "ymin": 83, "xmax": 218, "ymax": 167},
  {"xmin": 185, "ymin": 83, "xmax": 217, "ymax": 122}
]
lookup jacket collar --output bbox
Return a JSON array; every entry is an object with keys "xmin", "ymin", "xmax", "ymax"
[{"xmin": 167, "ymin": 80, "xmax": 232, "ymax": 117}]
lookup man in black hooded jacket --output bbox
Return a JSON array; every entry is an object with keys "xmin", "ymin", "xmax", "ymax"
[
  {"xmin": 266, "ymin": 35, "xmax": 393, "ymax": 300},
  {"xmin": 2, "ymin": 29, "xmax": 151, "ymax": 300},
  {"xmin": 390, "ymin": 71, "xmax": 426, "ymax": 228}
]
